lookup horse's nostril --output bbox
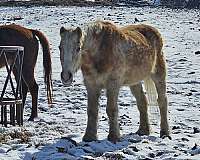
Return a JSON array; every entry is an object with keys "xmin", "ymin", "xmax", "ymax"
[
  {"xmin": 68, "ymin": 72, "xmax": 72, "ymax": 80},
  {"xmin": 61, "ymin": 72, "xmax": 64, "ymax": 80}
]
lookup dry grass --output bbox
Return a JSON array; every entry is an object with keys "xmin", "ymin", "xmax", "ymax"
[{"xmin": 0, "ymin": 129, "xmax": 32, "ymax": 144}]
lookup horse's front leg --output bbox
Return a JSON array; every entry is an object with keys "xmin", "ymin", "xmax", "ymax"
[
  {"xmin": 83, "ymin": 81, "xmax": 101, "ymax": 142},
  {"xmin": 106, "ymin": 81, "xmax": 120, "ymax": 143}
]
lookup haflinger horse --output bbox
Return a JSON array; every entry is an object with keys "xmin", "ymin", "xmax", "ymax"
[
  {"xmin": 0, "ymin": 24, "xmax": 53, "ymax": 121},
  {"xmin": 59, "ymin": 21, "xmax": 170, "ymax": 143}
]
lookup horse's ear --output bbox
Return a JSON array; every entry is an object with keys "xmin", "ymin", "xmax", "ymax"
[
  {"xmin": 60, "ymin": 27, "xmax": 66, "ymax": 35},
  {"xmin": 75, "ymin": 27, "xmax": 82, "ymax": 38}
]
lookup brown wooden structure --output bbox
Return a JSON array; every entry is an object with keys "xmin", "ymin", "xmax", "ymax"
[{"xmin": 0, "ymin": 46, "xmax": 24, "ymax": 127}]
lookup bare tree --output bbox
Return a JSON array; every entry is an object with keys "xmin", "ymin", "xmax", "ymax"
[{"xmin": 186, "ymin": 0, "xmax": 200, "ymax": 8}]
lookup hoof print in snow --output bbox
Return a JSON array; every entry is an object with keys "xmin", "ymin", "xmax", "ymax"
[
  {"xmin": 181, "ymin": 137, "xmax": 189, "ymax": 142},
  {"xmin": 156, "ymin": 151, "xmax": 165, "ymax": 157},
  {"xmin": 193, "ymin": 127, "xmax": 200, "ymax": 134},
  {"xmin": 148, "ymin": 152, "xmax": 155, "ymax": 158},
  {"xmin": 174, "ymin": 154, "xmax": 179, "ymax": 157},
  {"xmin": 172, "ymin": 126, "xmax": 180, "ymax": 130},
  {"xmin": 176, "ymin": 108, "xmax": 185, "ymax": 111},
  {"xmin": 129, "ymin": 146, "xmax": 139, "ymax": 152},
  {"xmin": 195, "ymin": 51, "xmax": 200, "ymax": 55},
  {"xmin": 188, "ymin": 71, "xmax": 195, "ymax": 75},
  {"xmin": 191, "ymin": 143, "xmax": 198, "ymax": 150},
  {"xmin": 179, "ymin": 58, "xmax": 187, "ymax": 62}
]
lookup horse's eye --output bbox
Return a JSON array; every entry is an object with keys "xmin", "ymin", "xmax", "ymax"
[{"xmin": 76, "ymin": 47, "xmax": 80, "ymax": 52}]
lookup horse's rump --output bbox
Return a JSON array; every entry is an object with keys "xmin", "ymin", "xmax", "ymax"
[{"xmin": 0, "ymin": 24, "xmax": 34, "ymax": 41}]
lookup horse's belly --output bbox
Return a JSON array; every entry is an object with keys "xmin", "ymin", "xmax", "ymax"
[{"xmin": 123, "ymin": 65, "xmax": 152, "ymax": 85}]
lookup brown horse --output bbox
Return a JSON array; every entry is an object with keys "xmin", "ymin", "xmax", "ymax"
[
  {"xmin": 0, "ymin": 24, "xmax": 53, "ymax": 121},
  {"xmin": 59, "ymin": 21, "xmax": 170, "ymax": 142}
]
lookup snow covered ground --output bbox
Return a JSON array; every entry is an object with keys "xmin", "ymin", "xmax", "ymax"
[{"xmin": 0, "ymin": 6, "xmax": 200, "ymax": 160}]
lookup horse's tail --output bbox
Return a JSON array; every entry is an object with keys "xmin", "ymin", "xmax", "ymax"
[
  {"xmin": 31, "ymin": 29, "xmax": 53, "ymax": 104},
  {"xmin": 144, "ymin": 77, "xmax": 157, "ymax": 106}
]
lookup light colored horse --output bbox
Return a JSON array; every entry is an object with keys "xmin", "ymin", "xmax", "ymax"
[{"xmin": 59, "ymin": 21, "xmax": 170, "ymax": 143}]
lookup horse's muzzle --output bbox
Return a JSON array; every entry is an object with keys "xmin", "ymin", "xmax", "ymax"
[{"xmin": 61, "ymin": 71, "xmax": 73, "ymax": 86}]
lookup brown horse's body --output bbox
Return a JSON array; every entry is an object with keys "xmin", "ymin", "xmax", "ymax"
[
  {"xmin": 0, "ymin": 24, "xmax": 52, "ymax": 120},
  {"xmin": 59, "ymin": 21, "xmax": 170, "ymax": 142}
]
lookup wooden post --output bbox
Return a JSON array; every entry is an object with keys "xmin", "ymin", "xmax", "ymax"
[
  {"xmin": 1, "ymin": 106, "xmax": 4, "ymax": 124},
  {"xmin": 3, "ymin": 105, "xmax": 7, "ymax": 127},
  {"xmin": 0, "ymin": 46, "xmax": 24, "ymax": 127},
  {"xmin": 10, "ymin": 104, "xmax": 15, "ymax": 126},
  {"xmin": 16, "ymin": 103, "xmax": 23, "ymax": 126}
]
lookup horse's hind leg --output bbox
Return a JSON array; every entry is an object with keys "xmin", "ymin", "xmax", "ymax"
[
  {"xmin": 130, "ymin": 83, "xmax": 150, "ymax": 135},
  {"xmin": 106, "ymin": 81, "xmax": 120, "ymax": 143},
  {"xmin": 83, "ymin": 81, "xmax": 101, "ymax": 142},
  {"xmin": 28, "ymin": 78, "xmax": 38, "ymax": 121},
  {"xmin": 152, "ymin": 54, "xmax": 170, "ymax": 138},
  {"xmin": 23, "ymin": 72, "xmax": 38, "ymax": 121},
  {"xmin": 21, "ymin": 79, "xmax": 28, "ymax": 106}
]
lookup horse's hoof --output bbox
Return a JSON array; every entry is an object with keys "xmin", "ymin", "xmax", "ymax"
[
  {"xmin": 82, "ymin": 134, "xmax": 97, "ymax": 142},
  {"xmin": 28, "ymin": 117, "xmax": 35, "ymax": 121},
  {"xmin": 107, "ymin": 133, "xmax": 120, "ymax": 143},
  {"xmin": 136, "ymin": 128, "xmax": 150, "ymax": 136},
  {"xmin": 161, "ymin": 135, "xmax": 172, "ymax": 140},
  {"xmin": 160, "ymin": 130, "xmax": 171, "ymax": 139}
]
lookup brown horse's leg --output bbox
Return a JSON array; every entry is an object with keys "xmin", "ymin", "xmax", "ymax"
[
  {"xmin": 28, "ymin": 78, "xmax": 38, "ymax": 121},
  {"xmin": 152, "ymin": 54, "xmax": 170, "ymax": 138},
  {"xmin": 21, "ymin": 79, "xmax": 28, "ymax": 106},
  {"xmin": 130, "ymin": 83, "xmax": 150, "ymax": 135},
  {"xmin": 83, "ymin": 81, "xmax": 101, "ymax": 142},
  {"xmin": 22, "ymin": 70, "xmax": 38, "ymax": 121},
  {"xmin": 106, "ymin": 81, "xmax": 120, "ymax": 143}
]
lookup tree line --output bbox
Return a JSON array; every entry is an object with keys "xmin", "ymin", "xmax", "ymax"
[{"xmin": 160, "ymin": 0, "xmax": 200, "ymax": 9}]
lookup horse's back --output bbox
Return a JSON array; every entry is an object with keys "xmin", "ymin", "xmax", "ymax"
[
  {"xmin": 120, "ymin": 27, "xmax": 149, "ymax": 47},
  {"xmin": 0, "ymin": 24, "xmax": 34, "ymax": 45},
  {"xmin": 121, "ymin": 24, "xmax": 163, "ymax": 51}
]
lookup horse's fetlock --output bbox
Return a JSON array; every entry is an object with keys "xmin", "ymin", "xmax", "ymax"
[
  {"xmin": 136, "ymin": 126, "xmax": 150, "ymax": 136},
  {"xmin": 83, "ymin": 133, "xmax": 97, "ymax": 142},
  {"xmin": 160, "ymin": 129, "xmax": 170, "ymax": 139},
  {"xmin": 108, "ymin": 131, "xmax": 120, "ymax": 143}
]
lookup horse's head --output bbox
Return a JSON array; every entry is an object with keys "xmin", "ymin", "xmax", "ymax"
[{"xmin": 59, "ymin": 26, "xmax": 82, "ymax": 86}]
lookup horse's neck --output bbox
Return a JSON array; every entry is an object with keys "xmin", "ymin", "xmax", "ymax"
[{"xmin": 81, "ymin": 30, "xmax": 98, "ymax": 55}]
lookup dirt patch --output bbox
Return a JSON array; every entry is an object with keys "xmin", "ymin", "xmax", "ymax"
[{"xmin": 0, "ymin": 129, "xmax": 32, "ymax": 144}]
